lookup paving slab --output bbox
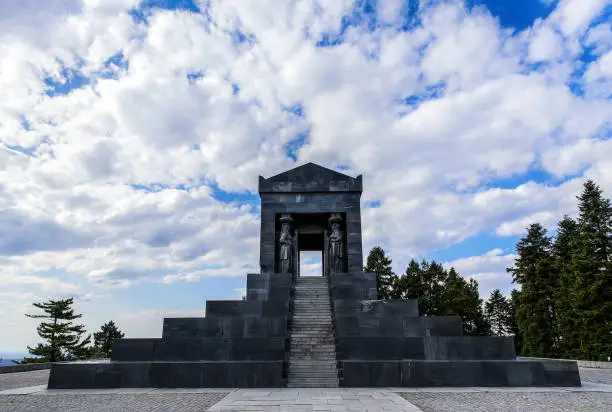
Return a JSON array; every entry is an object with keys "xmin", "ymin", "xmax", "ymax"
[
  {"xmin": 208, "ymin": 388, "xmax": 421, "ymax": 411},
  {"xmin": 0, "ymin": 392, "xmax": 228, "ymax": 412},
  {"xmin": 400, "ymin": 391, "xmax": 612, "ymax": 412}
]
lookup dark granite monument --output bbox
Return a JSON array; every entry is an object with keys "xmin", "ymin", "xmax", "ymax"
[{"xmin": 48, "ymin": 163, "xmax": 581, "ymax": 388}]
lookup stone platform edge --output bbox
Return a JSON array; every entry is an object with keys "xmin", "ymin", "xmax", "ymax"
[
  {"xmin": 337, "ymin": 359, "xmax": 582, "ymax": 387},
  {"xmin": 519, "ymin": 356, "xmax": 612, "ymax": 369},
  {"xmin": 48, "ymin": 361, "xmax": 285, "ymax": 389},
  {"xmin": 0, "ymin": 362, "xmax": 52, "ymax": 374}
]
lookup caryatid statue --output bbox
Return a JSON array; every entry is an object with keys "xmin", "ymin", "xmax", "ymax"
[
  {"xmin": 278, "ymin": 214, "xmax": 294, "ymax": 273},
  {"xmin": 328, "ymin": 213, "xmax": 345, "ymax": 274}
]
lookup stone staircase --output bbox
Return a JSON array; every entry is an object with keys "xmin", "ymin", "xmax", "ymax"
[{"xmin": 287, "ymin": 276, "xmax": 339, "ymax": 388}]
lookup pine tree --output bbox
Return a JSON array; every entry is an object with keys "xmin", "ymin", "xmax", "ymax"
[
  {"xmin": 484, "ymin": 289, "xmax": 511, "ymax": 336},
  {"xmin": 507, "ymin": 223, "xmax": 558, "ymax": 357},
  {"xmin": 398, "ymin": 260, "xmax": 448, "ymax": 315},
  {"xmin": 552, "ymin": 215, "xmax": 580, "ymax": 358},
  {"xmin": 442, "ymin": 269, "xmax": 490, "ymax": 335},
  {"xmin": 364, "ymin": 247, "xmax": 397, "ymax": 300},
  {"xmin": 24, "ymin": 298, "xmax": 92, "ymax": 362},
  {"xmin": 508, "ymin": 289, "xmax": 522, "ymax": 354},
  {"xmin": 93, "ymin": 321, "xmax": 125, "ymax": 358},
  {"xmin": 571, "ymin": 180, "xmax": 612, "ymax": 360},
  {"xmin": 396, "ymin": 259, "xmax": 422, "ymax": 300}
]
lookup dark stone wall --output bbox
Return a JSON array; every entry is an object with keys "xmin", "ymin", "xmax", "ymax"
[
  {"xmin": 334, "ymin": 316, "xmax": 463, "ymax": 337},
  {"xmin": 111, "ymin": 338, "xmax": 287, "ymax": 362},
  {"xmin": 205, "ymin": 299, "xmax": 289, "ymax": 318},
  {"xmin": 246, "ymin": 273, "xmax": 293, "ymax": 300},
  {"xmin": 332, "ymin": 299, "xmax": 419, "ymax": 317},
  {"xmin": 163, "ymin": 317, "xmax": 288, "ymax": 339},
  {"xmin": 328, "ymin": 273, "xmax": 377, "ymax": 300},
  {"xmin": 259, "ymin": 192, "xmax": 363, "ymax": 274},
  {"xmin": 48, "ymin": 361, "xmax": 285, "ymax": 389},
  {"xmin": 338, "ymin": 360, "xmax": 581, "ymax": 387}
]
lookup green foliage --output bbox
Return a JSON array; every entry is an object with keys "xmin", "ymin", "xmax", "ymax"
[
  {"xmin": 508, "ymin": 290, "xmax": 522, "ymax": 354},
  {"xmin": 392, "ymin": 258, "xmax": 490, "ymax": 335},
  {"xmin": 507, "ymin": 223, "xmax": 559, "ymax": 357},
  {"xmin": 364, "ymin": 246, "xmax": 397, "ymax": 300},
  {"xmin": 484, "ymin": 289, "xmax": 512, "ymax": 336},
  {"xmin": 93, "ymin": 321, "xmax": 125, "ymax": 358},
  {"xmin": 24, "ymin": 298, "xmax": 92, "ymax": 363},
  {"xmin": 508, "ymin": 180, "xmax": 612, "ymax": 361},
  {"xmin": 553, "ymin": 215, "xmax": 580, "ymax": 359},
  {"xmin": 442, "ymin": 269, "xmax": 490, "ymax": 336},
  {"xmin": 568, "ymin": 180, "xmax": 612, "ymax": 360}
]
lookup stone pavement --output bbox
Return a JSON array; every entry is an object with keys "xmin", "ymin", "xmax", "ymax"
[
  {"xmin": 400, "ymin": 391, "xmax": 612, "ymax": 412},
  {"xmin": 1, "ymin": 367, "xmax": 611, "ymax": 411},
  {"xmin": 208, "ymin": 388, "xmax": 419, "ymax": 411}
]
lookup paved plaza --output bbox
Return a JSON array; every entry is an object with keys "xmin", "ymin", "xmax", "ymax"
[{"xmin": 0, "ymin": 367, "xmax": 611, "ymax": 411}]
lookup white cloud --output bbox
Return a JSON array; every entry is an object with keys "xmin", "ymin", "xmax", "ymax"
[
  {"xmin": 443, "ymin": 248, "xmax": 517, "ymax": 297},
  {"xmin": 550, "ymin": 0, "xmax": 610, "ymax": 37},
  {"xmin": 528, "ymin": 24, "xmax": 564, "ymax": 62}
]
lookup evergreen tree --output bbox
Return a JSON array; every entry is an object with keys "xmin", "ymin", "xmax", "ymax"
[
  {"xmin": 364, "ymin": 247, "xmax": 397, "ymax": 300},
  {"xmin": 508, "ymin": 289, "xmax": 522, "ymax": 354},
  {"xmin": 507, "ymin": 223, "xmax": 558, "ymax": 357},
  {"xmin": 24, "ymin": 298, "xmax": 92, "ymax": 362},
  {"xmin": 93, "ymin": 321, "xmax": 125, "ymax": 358},
  {"xmin": 395, "ymin": 259, "xmax": 422, "ymax": 300},
  {"xmin": 398, "ymin": 260, "xmax": 448, "ymax": 315},
  {"xmin": 442, "ymin": 269, "xmax": 490, "ymax": 335},
  {"xmin": 552, "ymin": 215, "xmax": 580, "ymax": 358},
  {"xmin": 570, "ymin": 180, "xmax": 612, "ymax": 360},
  {"xmin": 484, "ymin": 289, "xmax": 511, "ymax": 336}
]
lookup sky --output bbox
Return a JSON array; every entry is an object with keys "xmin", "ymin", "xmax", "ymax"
[{"xmin": 0, "ymin": 0, "xmax": 610, "ymax": 354}]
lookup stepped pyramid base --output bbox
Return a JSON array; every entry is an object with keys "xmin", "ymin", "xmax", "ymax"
[
  {"xmin": 48, "ymin": 274, "xmax": 293, "ymax": 389},
  {"xmin": 49, "ymin": 361, "xmax": 284, "ymax": 389},
  {"xmin": 329, "ymin": 273, "xmax": 581, "ymax": 387},
  {"xmin": 339, "ymin": 360, "xmax": 580, "ymax": 387}
]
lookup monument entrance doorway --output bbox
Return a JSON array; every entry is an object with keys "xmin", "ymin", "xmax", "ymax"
[{"xmin": 275, "ymin": 212, "xmax": 346, "ymax": 277}]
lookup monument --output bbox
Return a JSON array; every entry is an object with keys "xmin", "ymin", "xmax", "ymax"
[{"xmin": 48, "ymin": 163, "xmax": 581, "ymax": 388}]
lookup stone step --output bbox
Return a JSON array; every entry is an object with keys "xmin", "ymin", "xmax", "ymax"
[
  {"xmin": 290, "ymin": 336, "xmax": 334, "ymax": 340},
  {"xmin": 290, "ymin": 337, "xmax": 334, "ymax": 340},
  {"xmin": 288, "ymin": 376, "xmax": 338, "ymax": 380},
  {"xmin": 288, "ymin": 371, "xmax": 338, "ymax": 375},
  {"xmin": 289, "ymin": 353, "xmax": 336, "ymax": 357},
  {"xmin": 288, "ymin": 375, "xmax": 338, "ymax": 379},
  {"xmin": 289, "ymin": 359, "xmax": 337, "ymax": 364},
  {"xmin": 290, "ymin": 343, "xmax": 335, "ymax": 346},
  {"xmin": 289, "ymin": 277, "xmax": 337, "ymax": 387}
]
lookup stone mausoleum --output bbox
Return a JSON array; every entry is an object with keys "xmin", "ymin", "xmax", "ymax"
[{"xmin": 49, "ymin": 163, "xmax": 581, "ymax": 388}]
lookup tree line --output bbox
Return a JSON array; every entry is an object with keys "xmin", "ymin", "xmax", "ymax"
[
  {"xmin": 366, "ymin": 179, "xmax": 610, "ymax": 361},
  {"xmin": 17, "ymin": 298, "xmax": 124, "ymax": 364},
  {"xmin": 365, "ymin": 246, "xmax": 503, "ymax": 337}
]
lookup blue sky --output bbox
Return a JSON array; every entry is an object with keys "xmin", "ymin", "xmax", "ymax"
[{"xmin": 0, "ymin": 0, "xmax": 610, "ymax": 354}]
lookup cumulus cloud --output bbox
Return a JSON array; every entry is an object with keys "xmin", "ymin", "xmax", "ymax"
[
  {"xmin": 444, "ymin": 248, "xmax": 517, "ymax": 297},
  {"xmin": 0, "ymin": 0, "xmax": 610, "ymax": 351}
]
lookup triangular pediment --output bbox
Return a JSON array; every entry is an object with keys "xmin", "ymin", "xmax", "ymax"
[{"xmin": 259, "ymin": 162, "xmax": 362, "ymax": 193}]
